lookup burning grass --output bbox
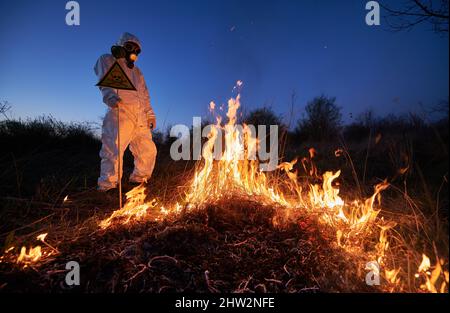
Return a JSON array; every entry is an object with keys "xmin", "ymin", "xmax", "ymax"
[
  {"xmin": 0, "ymin": 167, "xmax": 448, "ymax": 293},
  {"xmin": 1, "ymin": 187, "xmax": 446, "ymax": 293},
  {"xmin": 1, "ymin": 198, "xmax": 374, "ymax": 292},
  {"xmin": 0, "ymin": 84, "xmax": 448, "ymax": 293}
]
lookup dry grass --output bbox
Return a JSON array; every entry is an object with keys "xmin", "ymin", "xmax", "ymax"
[{"xmin": 0, "ymin": 116, "xmax": 448, "ymax": 293}]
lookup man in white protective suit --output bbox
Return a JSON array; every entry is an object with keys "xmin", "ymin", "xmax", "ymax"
[{"xmin": 94, "ymin": 32, "xmax": 157, "ymax": 191}]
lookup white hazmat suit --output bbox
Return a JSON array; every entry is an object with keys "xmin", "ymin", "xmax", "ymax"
[{"xmin": 95, "ymin": 33, "xmax": 157, "ymax": 191}]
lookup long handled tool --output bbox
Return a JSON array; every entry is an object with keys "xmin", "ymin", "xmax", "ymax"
[
  {"xmin": 117, "ymin": 89, "xmax": 122, "ymax": 209},
  {"xmin": 96, "ymin": 61, "xmax": 136, "ymax": 210}
]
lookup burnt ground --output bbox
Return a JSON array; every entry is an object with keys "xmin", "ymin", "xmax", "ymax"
[
  {"xmin": 0, "ymin": 117, "xmax": 447, "ymax": 293},
  {"xmin": 0, "ymin": 196, "xmax": 374, "ymax": 293}
]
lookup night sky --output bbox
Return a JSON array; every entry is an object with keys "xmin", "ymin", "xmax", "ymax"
[{"xmin": 0, "ymin": 0, "xmax": 448, "ymax": 131}]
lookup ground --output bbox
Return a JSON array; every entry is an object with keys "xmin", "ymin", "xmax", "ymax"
[
  {"xmin": 0, "ymin": 193, "xmax": 373, "ymax": 293},
  {"xmin": 0, "ymin": 118, "xmax": 448, "ymax": 293}
]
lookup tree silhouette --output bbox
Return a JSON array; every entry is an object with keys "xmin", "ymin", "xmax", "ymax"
[
  {"xmin": 381, "ymin": 0, "xmax": 449, "ymax": 34},
  {"xmin": 295, "ymin": 95, "xmax": 342, "ymax": 141}
]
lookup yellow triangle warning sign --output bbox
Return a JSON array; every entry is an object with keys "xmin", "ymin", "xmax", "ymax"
[{"xmin": 96, "ymin": 61, "xmax": 136, "ymax": 91}]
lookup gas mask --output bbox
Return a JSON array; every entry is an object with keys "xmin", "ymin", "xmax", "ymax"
[{"xmin": 111, "ymin": 41, "xmax": 141, "ymax": 69}]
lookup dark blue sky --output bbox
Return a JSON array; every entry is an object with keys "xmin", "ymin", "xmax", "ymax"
[{"xmin": 0, "ymin": 0, "xmax": 448, "ymax": 130}]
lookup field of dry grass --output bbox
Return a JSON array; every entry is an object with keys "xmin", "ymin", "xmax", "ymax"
[{"xmin": 0, "ymin": 115, "xmax": 448, "ymax": 293}]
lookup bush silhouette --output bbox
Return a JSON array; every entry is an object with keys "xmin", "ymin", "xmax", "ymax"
[{"xmin": 295, "ymin": 95, "xmax": 342, "ymax": 141}]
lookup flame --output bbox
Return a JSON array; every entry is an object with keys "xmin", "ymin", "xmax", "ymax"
[
  {"xmin": 0, "ymin": 231, "xmax": 55, "ymax": 266},
  {"xmin": 184, "ymin": 93, "xmax": 290, "ymax": 208},
  {"xmin": 0, "ymin": 81, "xmax": 446, "ymax": 294},
  {"xmin": 99, "ymin": 184, "xmax": 158, "ymax": 229},
  {"xmin": 100, "ymin": 83, "xmax": 392, "ymax": 243},
  {"xmin": 17, "ymin": 246, "xmax": 42, "ymax": 264},
  {"xmin": 418, "ymin": 254, "xmax": 431, "ymax": 273},
  {"xmin": 96, "ymin": 82, "xmax": 448, "ymax": 293},
  {"xmin": 385, "ymin": 268, "xmax": 401, "ymax": 284},
  {"xmin": 36, "ymin": 233, "xmax": 48, "ymax": 242},
  {"xmin": 376, "ymin": 220, "xmax": 396, "ymax": 265},
  {"xmin": 416, "ymin": 254, "xmax": 448, "ymax": 293}
]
